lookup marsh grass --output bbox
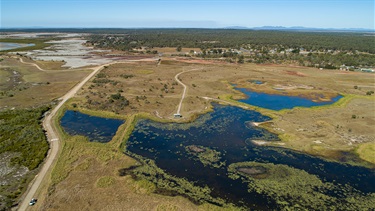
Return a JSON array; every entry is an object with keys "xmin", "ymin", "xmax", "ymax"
[
  {"xmin": 96, "ymin": 176, "xmax": 116, "ymax": 188},
  {"xmin": 0, "ymin": 38, "xmax": 53, "ymax": 52},
  {"xmin": 228, "ymin": 161, "xmax": 375, "ymax": 210},
  {"xmin": 122, "ymin": 151, "xmax": 229, "ymax": 207},
  {"xmin": 356, "ymin": 142, "xmax": 375, "ymax": 164},
  {"xmin": 185, "ymin": 145, "xmax": 224, "ymax": 168}
]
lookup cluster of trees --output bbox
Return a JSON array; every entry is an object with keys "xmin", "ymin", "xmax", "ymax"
[
  {"xmin": 0, "ymin": 106, "xmax": 49, "ymax": 170},
  {"xmin": 85, "ymin": 29, "xmax": 375, "ymax": 68},
  {"xmin": 86, "ymin": 29, "xmax": 375, "ymax": 53},
  {"xmin": 0, "ymin": 106, "xmax": 49, "ymax": 210},
  {"xmin": 246, "ymin": 51, "xmax": 375, "ymax": 67}
]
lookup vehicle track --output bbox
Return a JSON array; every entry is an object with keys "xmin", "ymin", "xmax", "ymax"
[{"xmin": 18, "ymin": 58, "xmax": 157, "ymax": 210}]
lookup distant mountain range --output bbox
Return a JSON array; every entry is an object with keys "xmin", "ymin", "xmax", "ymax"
[{"xmin": 224, "ymin": 26, "xmax": 374, "ymax": 32}]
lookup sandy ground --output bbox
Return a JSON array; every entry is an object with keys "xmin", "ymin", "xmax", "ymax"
[{"xmin": 20, "ymin": 39, "xmax": 115, "ymax": 68}]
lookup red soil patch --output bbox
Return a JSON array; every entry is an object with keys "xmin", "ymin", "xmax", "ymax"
[
  {"xmin": 284, "ymin": 70, "xmax": 307, "ymax": 77},
  {"xmin": 173, "ymin": 57, "xmax": 227, "ymax": 65}
]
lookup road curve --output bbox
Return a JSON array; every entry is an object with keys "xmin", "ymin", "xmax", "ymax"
[
  {"xmin": 174, "ymin": 71, "xmax": 187, "ymax": 115},
  {"xmin": 174, "ymin": 68, "xmax": 202, "ymax": 116},
  {"xmin": 17, "ymin": 62, "xmax": 112, "ymax": 211},
  {"xmin": 19, "ymin": 58, "xmax": 45, "ymax": 71}
]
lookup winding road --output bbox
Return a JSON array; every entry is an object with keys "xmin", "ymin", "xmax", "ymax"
[
  {"xmin": 17, "ymin": 61, "xmax": 123, "ymax": 211},
  {"xmin": 18, "ymin": 57, "xmax": 191, "ymax": 210},
  {"xmin": 174, "ymin": 68, "xmax": 202, "ymax": 116},
  {"xmin": 19, "ymin": 58, "xmax": 45, "ymax": 71}
]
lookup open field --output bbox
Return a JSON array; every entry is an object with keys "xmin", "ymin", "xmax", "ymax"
[
  {"xmin": 41, "ymin": 58, "xmax": 374, "ymax": 210},
  {"xmin": 0, "ymin": 34, "xmax": 373, "ymax": 210},
  {"xmin": 0, "ymin": 56, "xmax": 92, "ymax": 109},
  {"xmin": 33, "ymin": 107, "xmax": 232, "ymax": 211},
  {"xmin": 0, "ymin": 38, "xmax": 53, "ymax": 52},
  {"xmin": 70, "ymin": 58, "xmax": 375, "ymax": 164}
]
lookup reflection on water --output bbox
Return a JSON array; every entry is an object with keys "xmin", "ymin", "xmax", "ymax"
[
  {"xmin": 235, "ymin": 87, "xmax": 342, "ymax": 110},
  {"xmin": 125, "ymin": 104, "xmax": 374, "ymax": 209},
  {"xmin": 60, "ymin": 110, "xmax": 124, "ymax": 143},
  {"xmin": 0, "ymin": 42, "xmax": 35, "ymax": 51}
]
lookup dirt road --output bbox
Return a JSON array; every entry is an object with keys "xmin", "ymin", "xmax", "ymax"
[
  {"xmin": 174, "ymin": 68, "xmax": 202, "ymax": 116},
  {"xmin": 17, "ymin": 62, "xmax": 112, "ymax": 211},
  {"xmin": 19, "ymin": 58, "xmax": 45, "ymax": 71}
]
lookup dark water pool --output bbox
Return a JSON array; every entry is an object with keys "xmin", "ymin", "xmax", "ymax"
[
  {"xmin": 60, "ymin": 110, "xmax": 124, "ymax": 143},
  {"xmin": 235, "ymin": 87, "xmax": 342, "ymax": 110},
  {"xmin": 125, "ymin": 104, "xmax": 374, "ymax": 209}
]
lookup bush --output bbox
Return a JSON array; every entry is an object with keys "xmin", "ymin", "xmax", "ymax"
[{"xmin": 0, "ymin": 106, "xmax": 50, "ymax": 170}]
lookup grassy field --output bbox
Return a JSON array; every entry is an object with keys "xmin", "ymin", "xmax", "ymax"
[
  {"xmin": 70, "ymin": 59, "xmax": 375, "ymax": 165},
  {"xmin": 36, "ymin": 104, "xmax": 233, "ymax": 211},
  {"xmin": 0, "ymin": 38, "xmax": 53, "ymax": 52},
  {"xmin": 2, "ymin": 52, "xmax": 373, "ymax": 210},
  {"xmin": 0, "ymin": 56, "xmax": 92, "ymax": 109},
  {"xmin": 0, "ymin": 55, "xmax": 97, "ymax": 209}
]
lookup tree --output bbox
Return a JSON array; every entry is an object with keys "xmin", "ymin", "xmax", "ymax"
[
  {"xmin": 176, "ymin": 46, "xmax": 182, "ymax": 52},
  {"xmin": 238, "ymin": 55, "xmax": 245, "ymax": 64}
]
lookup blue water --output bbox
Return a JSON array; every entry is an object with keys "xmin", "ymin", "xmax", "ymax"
[
  {"xmin": 235, "ymin": 87, "xmax": 342, "ymax": 110},
  {"xmin": 60, "ymin": 110, "xmax": 124, "ymax": 143},
  {"xmin": 125, "ymin": 104, "xmax": 374, "ymax": 209},
  {"xmin": 249, "ymin": 80, "xmax": 263, "ymax": 84},
  {"xmin": 0, "ymin": 42, "xmax": 35, "ymax": 51}
]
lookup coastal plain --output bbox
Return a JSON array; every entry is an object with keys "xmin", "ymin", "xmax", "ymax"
[{"xmin": 0, "ymin": 34, "xmax": 374, "ymax": 210}]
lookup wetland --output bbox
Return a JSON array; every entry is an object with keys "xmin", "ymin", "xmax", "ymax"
[
  {"xmin": 124, "ymin": 104, "xmax": 375, "ymax": 210},
  {"xmin": 0, "ymin": 42, "xmax": 35, "ymax": 51},
  {"xmin": 60, "ymin": 110, "xmax": 124, "ymax": 143},
  {"xmin": 235, "ymin": 86, "xmax": 343, "ymax": 110}
]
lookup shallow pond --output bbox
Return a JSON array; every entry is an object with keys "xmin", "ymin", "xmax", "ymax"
[
  {"xmin": 125, "ymin": 104, "xmax": 374, "ymax": 209},
  {"xmin": 60, "ymin": 110, "xmax": 124, "ymax": 143},
  {"xmin": 0, "ymin": 42, "xmax": 35, "ymax": 51},
  {"xmin": 235, "ymin": 87, "xmax": 342, "ymax": 110}
]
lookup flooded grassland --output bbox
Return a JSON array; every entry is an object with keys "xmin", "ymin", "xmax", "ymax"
[
  {"xmin": 16, "ymin": 40, "xmax": 371, "ymax": 210},
  {"xmin": 123, "ymin": 103, "xmax": 375, "ymax": 210}
]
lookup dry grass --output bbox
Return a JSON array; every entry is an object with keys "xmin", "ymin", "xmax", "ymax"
[
  {"xmin": 266, "ymin": 96, "xmax": 375, "ymax": 160},
  {"xmin": 0, "ymin": 56, "xmax": 92, "ymax": 109},
  {"xmin": 35, "ymin": 109, "xmax": 224, "ymax": 211},
  {"xmin": 34, "ymin": 60, "xmax": 68, "ymax": 70},
  {"xmin": 38, "ymin": 135, "xmax": 238, "ymax": 211},
  {"xmin": 153, "ymin": 47, "xmax": 201, "ymax": 54},
  {"xmin": 22, "ymin": 57, "xmax": 374, "ymax": 210},
  {"xmin": 71, "ymin": 59, "xmax": 375, "ymax": 164},
  {"xmin": 356, "ymin": 142, "xmax": 375, "ymax": 164}
]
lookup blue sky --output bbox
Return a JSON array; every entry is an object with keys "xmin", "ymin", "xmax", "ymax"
[{"xmin": 1, "ymin": 0, "xmax": 374, "ymax": 29}]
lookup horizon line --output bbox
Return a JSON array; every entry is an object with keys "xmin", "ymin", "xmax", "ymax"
[{"xmin": 1, "ymin": 26, "xmax": 374, "ymax": 32}]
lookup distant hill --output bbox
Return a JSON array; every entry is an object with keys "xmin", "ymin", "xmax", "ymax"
[
  {"xmin": 249, "ymin": 26, "xmax": 374, "ymax": 32},
  {"xmin": 223, "ymin": 25, "xmax": 374, "ymax": 32}
]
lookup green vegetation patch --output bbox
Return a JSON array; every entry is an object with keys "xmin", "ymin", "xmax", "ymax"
[
  {"xmin": 356, "ymin": 142, "xmax": 375, "ymax": 164},
  {"xmin": 121, "ymin": 151, "xmax": 230, "ymax": 207},
  {"xmin": 0, "ymin": 38, "xmax": 52, "ymax": 52},
  {"xmin": 0, "ymin": 106, "xmax": 50, "ymax": 170},
  {"xmin": 185, "ymin": 145, "xmax": 225, "ymax": 168},
  {"xmin": 96, "ymin": 176, "xmax": 115, "ymax": 188},
  {"xmin": 228, "ymin": 161, "xmax": 375, "ymax": 210}
]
